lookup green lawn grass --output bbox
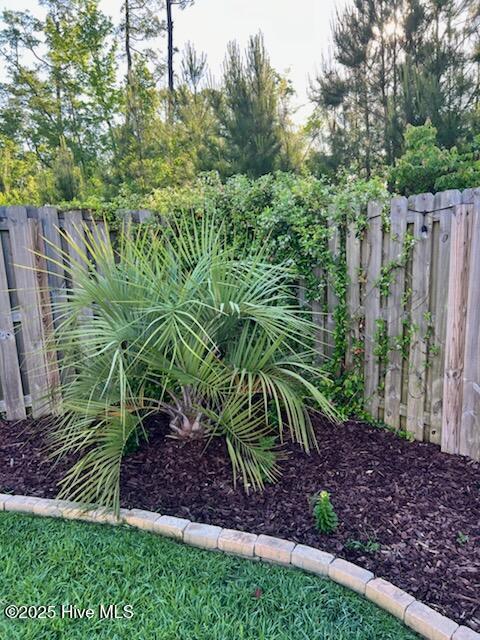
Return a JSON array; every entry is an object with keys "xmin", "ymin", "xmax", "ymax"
[{"xmin": 0, "ymin": 513, "xmax": 418, "ymax": 639}]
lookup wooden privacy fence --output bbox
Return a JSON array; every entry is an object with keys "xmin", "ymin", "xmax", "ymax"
[
  {"xmin": 0, "ymin": 193, "xmax": 479, "ymax": 461},
  {"xmin": 347, "ymin": 188, "xmax": 480, "ymax": 460},
  {"xmin": 0, "ymin": 206, "xmax": 150, "ymax": 421}
]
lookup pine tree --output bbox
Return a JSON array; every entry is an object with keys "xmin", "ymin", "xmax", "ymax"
[
  {"xmin": 310, "ymin": 0, "xmax": 480, "ymax": 176},
  {"xmin": 219, "ymin": 33, "xmax": 283, "ymax": 177}
]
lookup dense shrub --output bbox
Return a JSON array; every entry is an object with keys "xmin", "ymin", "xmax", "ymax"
[{"xmin": 389, "ymin": 123, "xmax": 480, "ymax": 196}]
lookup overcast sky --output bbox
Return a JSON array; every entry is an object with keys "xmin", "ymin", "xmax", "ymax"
[{"xmin": 0, "ymin": 0, "xmax": 347, "ymax": 122}]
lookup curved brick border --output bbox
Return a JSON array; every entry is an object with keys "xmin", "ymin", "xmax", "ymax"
[{"xmin": 1, "ymin": 493, "xmax": 477, "ymax": 640}]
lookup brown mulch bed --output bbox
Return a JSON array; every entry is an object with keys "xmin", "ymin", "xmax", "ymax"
[{"xmin": 1, "ymin": 414, "xmax": 479, "ymax": 631}]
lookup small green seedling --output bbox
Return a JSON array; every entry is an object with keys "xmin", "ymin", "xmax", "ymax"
[
  {"xmin": 345, "ymin": 538, "xmax": 380, "ymax": 554},
  {"xmin": 456, "ymin": 532, "xmax": 469, "ymax": 545},
  {"xmin": 313, "ymin": 490, "xmax": 339, "ymax": 534},
  {"xmin": 397, "ymin": 429, "xmax": 415, "ymax": 442}
]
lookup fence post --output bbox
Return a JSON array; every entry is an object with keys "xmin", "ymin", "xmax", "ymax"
[{"xmin": 442, "ymin": 204, "xmax": 472, "ymax": 454}]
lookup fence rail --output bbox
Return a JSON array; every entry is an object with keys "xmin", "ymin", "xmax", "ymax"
[{"xmin": 0, "ymin": 193, "xmax": 479, "ymax": 461}]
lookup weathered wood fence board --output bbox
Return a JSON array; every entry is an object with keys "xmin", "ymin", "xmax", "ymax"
[
  {"xmin": 441, "ymin": 205, "xmax": 471, "ymax": 453},
  {"xmin": 0, "ymin": 235, "xmax": 25, "ymax": 420},
  {"xmin": 383, "ymin": 196, "xmax": 407, "ymax": 430},
  {"xmin": 345, "ymin": 222, "xmax": 361, "ymax": 371},
  {"xmin": 406, "ymin": 197, "xmax": 433, "ymax": 440},
  {"xmin": 0, "ymin": 207, "xmax": 147, "ymax": 418},
  {"xmin": 459, "ymin": 194, "xmax": 480, "ymax": 459},
  {"xmin": 0, "ymin": 197, "xmax": 479, "ymax": 461},
  {"xmin": 345, "ymin": 187, "xmax": 480, "ymax": 460},
  {"xmin": 428, "ymin": 191, "xmax": 458, "ymax": 444},
  {"xmin": 6, "ymin": 208, "xmax": 54, "ymax": 417},
  {"xmin": 325, "ymin": 218, "xmax": 340, "ymax": 361},
  {"xmin": 363, "ymin": 201, "xmax": 383, "ymax": 417}
]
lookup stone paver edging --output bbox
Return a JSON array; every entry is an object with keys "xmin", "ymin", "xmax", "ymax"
[{"xmin": 0, "ymin": 493, "xmax": 477, "ymax": 640}]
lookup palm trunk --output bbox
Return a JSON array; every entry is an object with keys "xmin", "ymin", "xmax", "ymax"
[{"xmin": 167, "ymin": 387, "xmax": 205, "ymax": 439}]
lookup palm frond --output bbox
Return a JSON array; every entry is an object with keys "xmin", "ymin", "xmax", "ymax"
[{"xmin": 46, "ymin": 213, "xmax": 336, "ymax": 513}]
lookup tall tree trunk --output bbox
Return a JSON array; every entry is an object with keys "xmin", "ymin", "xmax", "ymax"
[
  {"xmin": 379, "ymin": 30, "xmax": 390, "ymax": 163},
  {"xmin": 166, "ymin": 0, "xmax": 174, "ymax": 119},
  {"xmin": 124, "ymin": 0, "xmax": 132, "ymax": 78},
  {"xmin": 51, "ymin": 17, "xmax": 64, "ymax": 145},
  {"xmin": 362, "ymin": 70, "xmax": 371, "ymax": 178},
  {"xmin": 124, "ymin": 0, "xmax": 134, "ymax": 131},
  {"xmin": 391, "ymin": 1, "xmax": 400, "ymax": 158},
  {"xmin": 55, "ymin": 73, "xmax": 63, "ymax": 143}
]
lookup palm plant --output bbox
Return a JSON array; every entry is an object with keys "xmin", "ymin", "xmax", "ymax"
[{"xmin": 46, "ymin": 215, "xmax": 336, "ymax": 513}]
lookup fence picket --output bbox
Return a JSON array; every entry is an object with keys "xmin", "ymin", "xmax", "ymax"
[
  {"xmin": 406, "ymin": 196, "xmax": 434, "ymax": 440},
  {"xmin": 326, "ymin": 219, "xmax": 340, "ymax": 361},
  {"xmin": 312, "ymin": 267, "xmax": 326, "ymax": 362},
  {"xmin": 459, "ymin": 196, "xmax": 480, "ymax": 459},
  {"xmin": 6, "ymin": 207, "xmax": 52, "ymax": 417},
  {"xmin": 63, "ymin": 210, "xmax": 93, "ymax": 321},
  {"xmin": 29, "ymin": 219, "xmax": 61, "ymax": 407},
  {"xmin": 442, "ymin": 204, "xmax": 472, "ymax": 454},
  {"xmin": 363, "ymin": 202, "xmax": 383, "ymax": 418},
  {"xmin": 345, "ymin": 223, "xmax": 361, "ymax": 370},
  {"xmin": 37, "ymin": 206, "xmax": 66, "ymax": 328},
  {"xmin": 0, "ymin": 235, "xmax": 26, "ymax": 419},
  {"xmin": 383, "ymin": 197, "xmax": 407, "ymax": 429},
  {"xmin": 428, "ymin": 191, "xmax": 460, "ymax": 443}
]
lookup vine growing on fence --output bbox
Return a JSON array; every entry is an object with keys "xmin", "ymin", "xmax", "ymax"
[
  {"xmin": 146, "ymin": 171, "xmax": 390, "ymax": 418},
  {"xmin": 57, "ymin": 170, "xmax": 390, "ymax": 418},
  {"xmin": 376, "ymin": 232, "xmax": 415, "ymax": 298}
]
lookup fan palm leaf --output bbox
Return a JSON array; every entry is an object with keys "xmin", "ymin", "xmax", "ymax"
[{"xmin": 45, "ymin": 214, "xmax": 337, "ymax": 513}]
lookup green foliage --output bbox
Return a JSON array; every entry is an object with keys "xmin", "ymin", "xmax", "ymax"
[
  {"xmin": 218, "ymin": 33, "xmax": 299, "ymax": 177},
  {"xmin": 396, "ymin": 429, "xmax": 415, "ymax": 442},
  {"xmin": 55, "ymin": 184, "xmax": 145, "ymax": 222},
  {"xmin": 312, "ymin": 490, "xmax": 339, "ymax": 534},
  {"xmin": 310, "ymin": 0, "xmax": 479, "ymax": 177},
  {"xmin": 376, "ymin": 232, "xmax": 415, "ymax": 298},
  {"xmin": 0, "ymin": 3, "xmax": 301, "ymax": 203},
  {"xmin": 1, "ymin": 1, "xmax": 478, "ymax": 202},
  {"xmin": 373, "ymin": 319, "xmax": 389, "ymax": 368},
  {"xmin": 0, "ymin": 136, "xmax": 43, "ymax": 205},
  {"xmin": 47, "ymin": 212, "xmax": 337, "ymax": 512},
  {"xmin": 389, "ymin": 123, "xmax": 480, "ymax": 196},
  {"xmin": 52, "ymin": 137, "xmax": 83, "ymax": 201},
  {"xmin": 0, "ymin": 0, "xmax": 119, "ymax": 193},
  {"xmin": 456, "ymin": 531, "xmax": 469, "ymax": 545},
  {"xmin": 345, "ymin": 538, "xmax": 381, "ymax": 554},
  {"xmin": 146, "ymin": 171, "xmax": 389, "ymax": 418}
]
